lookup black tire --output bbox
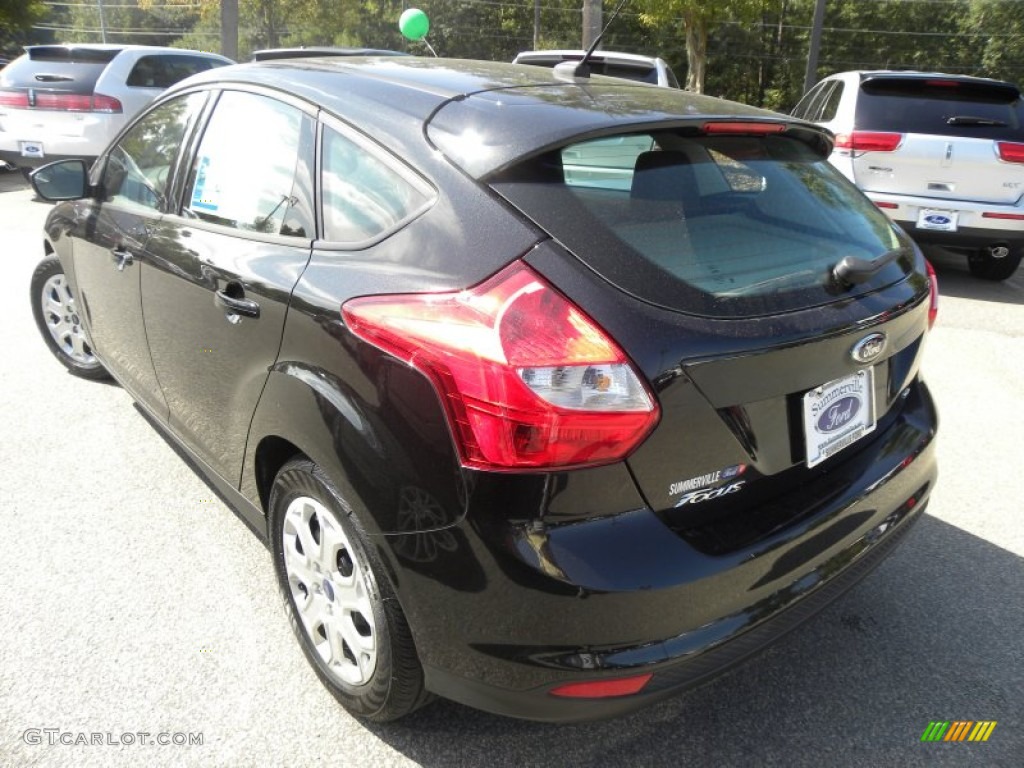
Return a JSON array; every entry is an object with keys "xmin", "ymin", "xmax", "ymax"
[
  {"xmin": 967, "ymin": 249, "xmax": 1022, "ymax": 281},
  {"xmin": 269, "ymin": 457, "xmax": 430, "ymax": 721},
  {"xmin": 30, "ymin": 257, "xmax": 110, "ymax": 380}
]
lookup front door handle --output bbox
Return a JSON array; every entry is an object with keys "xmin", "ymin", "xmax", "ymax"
[
  {"xmin": 111, "ymin": 246, "xmax": 134, "ymax": 271},
  {"xmin": 214, "ymin": 286, "xmax": 260, "ymax": 319}
]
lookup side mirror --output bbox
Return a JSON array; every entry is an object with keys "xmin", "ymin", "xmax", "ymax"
[{"xmin": 30, "ymin": 159, "xmax": 90, "ymax": 201}]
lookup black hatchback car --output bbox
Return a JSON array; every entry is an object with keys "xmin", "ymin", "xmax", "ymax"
[{"xmin": 29, "ymin": 57, "xmax": 938, "ymax": 722}]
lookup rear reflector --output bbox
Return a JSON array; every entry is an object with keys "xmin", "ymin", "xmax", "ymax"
[
  {"xmin": 874, "ymin": 201, "xmax": 898, "ymax": 210},
  {"xmin": 982, "ymin": 211, "xmax": 1024, "ymax": 220},
  {"xmin": 834, "ymin": 132, "xmax": 903, "ymax": 152},
  {"xmin": 996, "ymin": 141, "xmax": 1024, "ymax": 164},
  {"xmin": 549, "ymin": 674, "xmax": 653, "ymax": 699},
  {"xmin": 925, "ymin": 260, "xmax": 938, "ymax": 330},
  {"xmin": 703, "ymin": 121, "xmax": 787, "ymax": 135},
  {"xmin": 342, "ymin": 261, "xmax": 659, "ymax": 471}
]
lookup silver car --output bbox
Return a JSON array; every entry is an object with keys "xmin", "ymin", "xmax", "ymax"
[
  {"xmin": 513, "ymin": 49, "xmax": 679, "ymax": 88},
  {"xmin": 0, "ymin": 44, "xmax": 232, "ymax": 173},
  {"xmin": 794, "ymin": 70, "xmax": 1024, "ymax": 280}
]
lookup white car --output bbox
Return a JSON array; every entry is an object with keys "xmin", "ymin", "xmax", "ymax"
[
  {"xmin": 513, "ymin": 49, "xmax": 679, "ymax": 88},
  {"xmin": 793, "ymin": 70, "xmax": 1024, "ymax": 280},
  {"xmin": 0, "ymin": 44, "xmax": 232, "ymax": 173}
]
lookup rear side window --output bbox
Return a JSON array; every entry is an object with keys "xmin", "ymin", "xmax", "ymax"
[
  {"xmin": 856, "ymin": 78, "xmax": 1024, "ymax": 139},
  {"xmin": 126, "ymin": 55, "xmax": 224, "ymax": 89},
  {"xmin": 321, "ymin": 125, "xmax": 433, "ymax": 243},
  {"xmin": 793, "ymin": 80, "xmax": 843, "ymax": 122},
  {"xmin": 491, "ymin": 131, "xmax": 911, "ymax": 318}
]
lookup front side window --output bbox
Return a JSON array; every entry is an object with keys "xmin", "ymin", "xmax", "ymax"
[
  {"xmin": 101, "ymin": 91, "xmax": 205, "ymax": 210},
  {"xmin": 185, "ymin": 91, "xmax": 311, "ymax": 236},
  {"xmin": 491, "ymin": 130, "xmax": 911, "ymax": 318}
]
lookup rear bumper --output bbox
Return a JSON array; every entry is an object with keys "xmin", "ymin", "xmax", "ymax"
[
  {"xmin": 384, "ymin": 380, "xmax": 938, "ymax": 721},
  {"xmin": 865, "ymin": 192, "xmax": 1024, "ymax": 251}
]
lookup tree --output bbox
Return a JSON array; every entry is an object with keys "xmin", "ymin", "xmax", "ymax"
[
  {"xmin": 638, "ymin": 0, "xmax": 761, "ymax": 92},
  {"xmin": 0, "ymin": 0, "xmax": 47, "ymax": 53}
]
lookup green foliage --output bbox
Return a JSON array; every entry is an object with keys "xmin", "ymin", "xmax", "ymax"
[
  {"xmin": 1, "ymin": 0, "xmax": 48, "ymax": 52},
  {"xmin": 21, "ymin": 0, "xmax": 1024, "ymax": 107}
]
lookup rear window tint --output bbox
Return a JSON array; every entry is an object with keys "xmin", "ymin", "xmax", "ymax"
[
  {"xmin": 856, "ymin": 78, "xmax": 1024, "ymax": 139},
  {"xmin": 0, "ymin": 54, "xmax": 109, "ymax": 92},
  {"xmin": 491, "ymin": 131, "xmax": 912, "ymax": 318}
]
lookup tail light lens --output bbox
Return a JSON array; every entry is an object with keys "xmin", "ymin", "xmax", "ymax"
[
  {"xmin": 1, "ymin": 91, "xmax": 122, "ymax": 113},
  {"xmin": 0, "ymin": 91, "xmax": 30, "ymax": 108},
  {"xmin": 702, "ymin": 121, "xmax": 787, "ymax": 135},
  {"xmin": 342, "ymin": 261, "xmax": 660, "ymax": 471},
  {"xmin": 925, "ymin": 260, "xmax": 938, "ymax": 329},
  {"xmin": 996, "ymin": 141, "xmax": 1024, "ymax": 164},
  {"xmin": 834, "ymin": 131, "xmax": 903, "ymax": 152}
]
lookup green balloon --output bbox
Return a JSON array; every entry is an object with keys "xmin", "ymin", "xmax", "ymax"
[{"xmin": 399, "ymin": 8, "xmax": 430, "ymax": 41}]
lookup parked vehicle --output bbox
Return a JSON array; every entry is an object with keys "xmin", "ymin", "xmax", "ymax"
[
  {"xmin": 514, "ymin": 49, "xmax": 679, "ymax": 88},
  {"xmin": 29, "ymin": 56, "xmax": 938, "ymax": 723},
  {"xmin": 0, "ymin": 44, "xmax": 232, "ymax": 172},
  {"xmin": 793, "ymin": 70, "xmax": 1024, "ymax": 280},
  {"xmin": 252, "ymin": 47, "xmax": 409, "ymax": 61}
]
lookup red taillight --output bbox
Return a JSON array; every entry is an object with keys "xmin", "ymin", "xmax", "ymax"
[
  {"xmin": 342, "ymin": 261, "xmax": 660, "ymax": 471},
  {"xmin": 874, "ymin": 201, "xmax": 898, "ymax": 210},
  {"xmin": 925, "ymin": 260, "xmax": 938, "ymax": 329},
  {"xmin": 24, "ymin": 92, "xmax": 122, "ymax": 113},
  {"xmin": 90, "ymin": 93, "xmax": 123, "ymax": 113},
  {"xmin": 982, "ymin": 211, "xmax": 1024, "ymax": 220},
  {"xmin": 996, "ymin": 141, "xmax": 1024, "ymax": 164},
  {"xmin": 703, "ymin": 121, "xmax": 787, "ymax": 135},
  {"xmin": 0, "ymin": 91, "xmax": 30, "ymax": 108},
  {"xmin": 550, "ymin": 673, "xmax": 653, "ymax": 699},
  {"xmin": 834, "ymin": 131, "xmax": 903, "ymax": 152}
]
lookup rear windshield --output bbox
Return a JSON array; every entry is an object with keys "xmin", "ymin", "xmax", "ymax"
[
  {"xmin": 857, "ymin": 77, "xmax": 1024, "ymax": 139},
  {"xmin": 0, "ymin": 48, "xmax": 117, "ymax": 92},
  {"xmin": 490, "ymin": 131, "xmax": 912, "ymax": 318}
]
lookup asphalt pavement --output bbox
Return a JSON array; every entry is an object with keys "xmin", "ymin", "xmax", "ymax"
[{"xmin": 0, "ymin": 168, "xmax": 1021, "ymax": 766}]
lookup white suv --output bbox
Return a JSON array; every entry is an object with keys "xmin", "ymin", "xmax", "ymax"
[
  {"xmin": 513, "ymin": 50, "xmax": 679, "ymax": 88},
  {"xmin": 794, "ymin": 70, "xmax": 1024, "ymax": 280},
  {"xmin": 0, "ymin": 44, "xmax": 232, "ymax": 173}
]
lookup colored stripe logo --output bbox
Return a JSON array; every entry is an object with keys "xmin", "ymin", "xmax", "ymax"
[{"xmin": 921, "ymin": 721, "xmax": 997, "ymax": 742}]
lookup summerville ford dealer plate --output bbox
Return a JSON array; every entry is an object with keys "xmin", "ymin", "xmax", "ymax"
[{"xmin": 802, "ymin": 369, "xmax": 876, "ymax": 468}]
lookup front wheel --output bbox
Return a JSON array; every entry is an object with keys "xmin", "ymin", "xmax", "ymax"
[
  {"xmin": 30, "ymin": 257, "xmax": 109, "ymax": 380},
  {"xmin": 967, "ymin": 246, "xmax": 1022, "ymax": 281},
  {"xmin": 269, "ymin": 457, "xmax": 430, "ymax": 721}
]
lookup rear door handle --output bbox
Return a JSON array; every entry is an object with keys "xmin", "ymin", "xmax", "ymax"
[
  {"xmin": 214, "ymin": 287, "xmax": 260, "ymax": 319},
  {"xmin": 111, "ymin": 246, "xmax": 134, "ymax": 271}
]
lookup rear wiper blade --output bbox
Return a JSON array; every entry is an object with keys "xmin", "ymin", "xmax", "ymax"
[
  {"xmin": 946, "ymin": 115, "xmax": 1007, "ymax": 127},
  {"xmin": 832, "ymin": 247, "xmax": 906, "ymax": 288},
  {"xmin": 34, "ymin": 74, "xmax": 74, "ymax": 83}
]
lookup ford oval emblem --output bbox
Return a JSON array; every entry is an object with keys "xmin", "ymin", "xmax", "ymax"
[
  {"xmin": 817, "ymin": 396, "xmax": 861, "ymax": 433},
  {"xmin": 851, "ymin": 332, "xmax": 886, "ymax": 364},
  {"xmin": 924, "ymin": 214, "xmax": 951, "ymax": 226}
]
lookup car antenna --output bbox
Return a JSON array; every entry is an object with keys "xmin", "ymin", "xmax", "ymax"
[{"xmin": 554, "ymin": 0, "xmax": 631, "ymax": 81}]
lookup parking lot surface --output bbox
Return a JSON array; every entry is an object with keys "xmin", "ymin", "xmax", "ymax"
[{"xmin": 1, "ymin": 170, "xmax": 1021, "ymax": 766}]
